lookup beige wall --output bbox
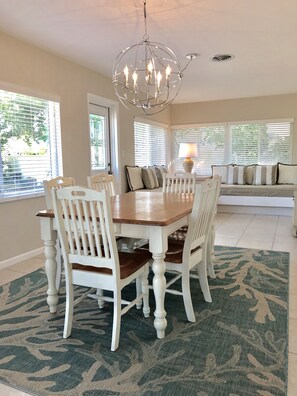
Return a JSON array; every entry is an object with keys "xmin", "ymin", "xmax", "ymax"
[
  {"xmin": 0, "ymin": 31, "xmax": 296, "ymax": 262},
  {"xmin": 0, "ymin": 32, "xmax": 169, "ymax": 262},
  {"xmin": 171, "ymin": 95, "xmax": 297, "ymax": 161}
]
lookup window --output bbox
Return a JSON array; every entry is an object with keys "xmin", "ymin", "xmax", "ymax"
[
  {"xmin": 229, "ymin": 121, "xmax": 292, "ymax": 164},
  {"xmin": 89, "ymin": 103, "xmax": 111, "ymax": 173},
  {"xmin": 134, "ymin": 119, "xmax": 169, "ymax": 166},
  {"xmin": 172, "ymin": 119, "xmax": 293, "ymax": 175},
  {"xmin": 172, "ymin": 124, "xmax": 227, "ymax": 175},
  {"xmin": 0, "ymin": 88, "xmax": 62, "ymax": 201}
]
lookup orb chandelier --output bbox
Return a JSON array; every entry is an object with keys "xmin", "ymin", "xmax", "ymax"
[{"xmin": 112, "ymin": 0, "xmax": 197, "ymax": 115}]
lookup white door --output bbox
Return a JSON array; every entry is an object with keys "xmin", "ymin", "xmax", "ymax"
[{"xmin": 89, "ymin": 103, "xmax": 111, "ymax": 174}]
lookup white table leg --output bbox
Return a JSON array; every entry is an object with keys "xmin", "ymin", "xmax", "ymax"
[
  {"xmin": 40, "ymin": 217, "xmax": 58, "ymax": 313},
  {"xmin": 44, "ymin": 240, "xmax": 58, "ymax": 313},
  {"xmin": 151, "ymin": 252, "xmax": 167, "ymax": 339}
]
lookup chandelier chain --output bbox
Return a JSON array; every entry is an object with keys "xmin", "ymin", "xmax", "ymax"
[{"xmin": 143, "ymin": 0, "xmax": 148, "ymax": 41}]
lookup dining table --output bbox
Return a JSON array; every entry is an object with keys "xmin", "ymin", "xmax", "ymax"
[{"xmin": 36, "ymin": 190, "xmax": 194, "ymax": 339}]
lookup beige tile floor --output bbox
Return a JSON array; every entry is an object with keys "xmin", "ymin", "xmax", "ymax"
[{"xmin": 0, "ymin": 213, "xmax": 296, "ymax": 395}]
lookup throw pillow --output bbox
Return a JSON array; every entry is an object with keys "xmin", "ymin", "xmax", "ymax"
[
  {"xmin": 246, "ymin": 165, "xmax": 256, "ymax": 185},
  {"xmin": 253, "ymin": 165, "xmax": 277, "ymax": 185},
  {"xmin": 227, "ymin": 165, "xmax": 246, "ymax": 185},
  {"xmin": 211, "ymin": 165, "xmax": 229, "ymax": 184},
  {"xmin": 277, "ymin": 163, "xmax": 297, "ymax": 184},
  {"xmin": 154, "ymin": 165, "xmax": 167, "ymax": 187},
  {"xmin": 125, "ymin": 166, "xmax": 144, "ymax": 191},
  {"xmin": 142, "ymin": 167, "xmax": 159, "ymax": 189}
]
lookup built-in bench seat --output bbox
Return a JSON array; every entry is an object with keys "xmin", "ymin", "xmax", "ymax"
[
  {"xmin": 125, "ymin": 164, "xmax": 297, "ymax": 236},
  {"xmin": 213, "ymin": 164, "xmax": 297, "ymax": 237}
]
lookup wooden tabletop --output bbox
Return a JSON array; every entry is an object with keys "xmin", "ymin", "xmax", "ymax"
[
  {"xmin": 112, "ymin": 191, "xmax": 194, "ymax": 225},
  {"xmin": 36, "ymin": 191, "xmax": 194, "ymax": 226}
]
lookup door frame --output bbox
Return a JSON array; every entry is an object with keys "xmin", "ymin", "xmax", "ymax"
[{"xmin": 87, "ymin": 93, "xmax": 120, "ymax": 189}]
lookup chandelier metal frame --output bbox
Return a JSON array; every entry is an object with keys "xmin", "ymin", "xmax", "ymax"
[{"xmin": 112, "ymin": 0, "xmax": 196, "ymax": 115}]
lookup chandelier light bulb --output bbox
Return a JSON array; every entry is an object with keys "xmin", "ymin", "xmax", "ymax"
[
  {"xmin": 132, "ymin": 71, "xmax": 138, "ymax": 91},
  {"xmin": 157, "ymin": 70, "xmax": 162, "ymax": 92},
  {"xmin": 123, "ymin": 65, "xmax": 129, "ymax": 87}
]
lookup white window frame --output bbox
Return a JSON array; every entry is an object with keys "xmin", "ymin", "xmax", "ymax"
[{"xmin": 0, "ymin": 82, "xmax": 62, "ymax": 203}]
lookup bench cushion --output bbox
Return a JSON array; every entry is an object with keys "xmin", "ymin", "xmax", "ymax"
[{"xmin": 220, "ymin": 184, "xmax": 297, "ymax": 197}]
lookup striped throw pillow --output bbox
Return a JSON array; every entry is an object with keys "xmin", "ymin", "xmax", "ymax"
[
  {"xmin": 154, "ymin": 165, "xmax": 167, "ymax": 186},
  {"xmin": 253, "ymin": 165, "xmax": 277, "ymax": 185},
  {"xmin": 227, "ymin": 165, "xmax": 246, "ymax": 185},
  {"xmin": 141, "ymin": 167, "xmax": 159, "ymax": 189}
]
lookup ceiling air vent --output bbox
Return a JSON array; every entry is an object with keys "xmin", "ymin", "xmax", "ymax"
[{"xmin": 212, "ymin": 54, "xmax": 234, "ymax": 62}]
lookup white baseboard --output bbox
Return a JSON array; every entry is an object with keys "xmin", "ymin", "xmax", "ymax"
[
  {"xmin": 218, "ymin": 204, "xmax": 293, "ymax": 216},
  {"xmin": 218, "ymin": 195, "xmax": 294, "ymax": 208},
  {"xmin": 0, "ymin": 247, "xmax": 44, "ymax": 270}
]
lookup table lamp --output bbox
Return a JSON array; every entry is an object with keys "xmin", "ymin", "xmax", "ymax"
[{"xmin": 178, "ymin": 143, "xmax": 198, "ymax": 173}]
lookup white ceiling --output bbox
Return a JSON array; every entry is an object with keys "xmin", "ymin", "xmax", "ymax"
[{"xmin": 0, "ymin": 0, "xmax": 297, "ymax": 104}]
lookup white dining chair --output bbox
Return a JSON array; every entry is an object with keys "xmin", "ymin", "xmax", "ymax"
[
  {"xmin": 88, "ymin": 172, "xmax": 142, "ymax": 253},
  {"xmin": 205, "ymin": 175, "xmax": 221, "ymax": 279},
  {"xmin": 43, "ymin": 176, "xmax": 76, "ymax": 209},
  {"xmin": 43, "ymin": 176, "xmax": 76, "ymax": 291},
  {"xmin": 163, "ymin": 172, "xmax": 196, "ymax": 242},
  {"xmin": 162, "ymin": 176, "xmax": 220, "ymax": 322},
  {"xmin": 136, "ymin": 177, "xmax": 220, "ymax": 321},
  {"xmin": 51, "ymin": 186, "xmax": 150, "ymax": 351},
  {"xmin": 87, "ymin": 173, "xmax": 115, "ymax": 196},
  {"xmin": 88, "ymin": 172, "xmax": 142, "ymax": 308},
  {"xmin": 162, "ymin": 172, "xmax": 196, "ymax": 193},
  {"xmin": 164, "ymin": 174, "xmax": 221, "ymax": 280}
]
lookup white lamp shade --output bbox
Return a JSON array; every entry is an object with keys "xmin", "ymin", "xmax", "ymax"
[{"xmin": 178, "ymin": 143, "xmax": 198, "ymax": 158}]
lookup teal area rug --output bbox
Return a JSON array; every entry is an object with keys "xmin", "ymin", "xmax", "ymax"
[{"xmin": 0, "ymin": 246, "xmax": 289, "ymax": 395}]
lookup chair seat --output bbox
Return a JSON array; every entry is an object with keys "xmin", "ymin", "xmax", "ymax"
[
  {"xmin": 72, "ymin": 251, "xmax": 151, "ymax": 279},
  {"xmin": 136, "ymin": 240, "xmax": 184, "ymax": 263},
  {"xmin": 137, "ymin": 239, "xmax": 203, "ymax": 264}
]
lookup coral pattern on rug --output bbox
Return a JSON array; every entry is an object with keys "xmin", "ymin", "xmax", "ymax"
[{"xmin": 0, "ymin": 246, "xmax": 289, "ymax": 395}]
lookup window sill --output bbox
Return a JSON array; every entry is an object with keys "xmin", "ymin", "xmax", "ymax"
[{"xmin": 0, "ymin": 192, "xmax": 44, "ymax": 204}]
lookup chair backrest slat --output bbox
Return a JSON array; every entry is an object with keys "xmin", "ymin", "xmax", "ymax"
[
  {"xmin": 88, "ymin": 173, "xmax": 115, "ymax": 196},
  {"xmin": 163, "ymin": 172, "xmax": 196, "ymax": 193}
]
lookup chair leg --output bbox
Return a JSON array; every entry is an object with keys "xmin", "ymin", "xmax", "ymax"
[
  {"xmin": 136, "ymin": 278, "xmax": 142, "ymax": 309},
  {"xmin": 55, "ymin": 240, "xmax": 62, "ymax": 292},
  {"xmin": 181, "ymin": 270, "xmax": 196, "ymax": 322},
  {"xmin": 63, "ymin": 282, "xmax": 74, "ymax": 338},
  {"xmin": 141, "ymin": 265, "xmax": 150, "ymax": 318},
  {"xmin": 96, "ymin": 288, "xmax": 104, "ymax": 309},
  {"xmin": 197, "ymin": 251, "xmax": 212, "ymax": 303},
  {"xmin": 207, "ymin": 226, "xmax": 216, "ymax": 279},
  {"xmin": 111, "ymin": 291, "xmax": 122, "ymax": 351}
]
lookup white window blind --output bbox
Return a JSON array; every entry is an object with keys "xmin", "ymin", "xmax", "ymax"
[
  {"xmin": 134, "ymin": 120, "xmax": 168, "ymax": 166},
  {"xmin": 230, "ymin": 121, "xmax": 292, "ymax": 165},
  {"xmin": 0, "ymin": 89, "xmax": 62, "ymax": 201},
  {"xmin": 172, "ymin": 119, "xmax": 293, "ymax": 175},
  {"xmin": 172, "ymin": 125, "xmax": 226, "ymax": 175}
]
